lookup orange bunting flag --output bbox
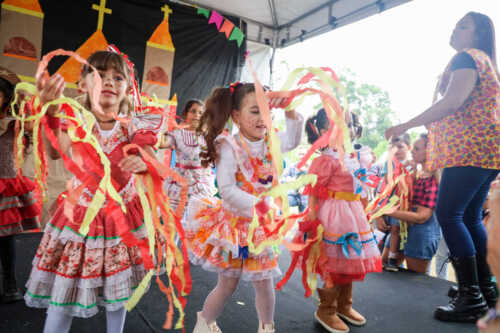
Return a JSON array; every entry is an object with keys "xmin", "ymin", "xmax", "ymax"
[{"xmin": 219, "ymin": 19, "xmax": 235, "ymax": 38}]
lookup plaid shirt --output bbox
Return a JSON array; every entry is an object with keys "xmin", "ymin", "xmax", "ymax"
[{"xmin": 412, "ymin": 175, "xmax": 438, "ymax": 209}]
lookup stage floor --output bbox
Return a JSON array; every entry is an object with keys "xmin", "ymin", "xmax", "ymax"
[{"xmin": 0, "ymin": 233, "xmax": 476, "ymax": 333}]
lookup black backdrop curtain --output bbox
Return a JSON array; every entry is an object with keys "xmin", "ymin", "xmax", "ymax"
[{"xmin": 3, "ymin": 0, "xmax": 246, "ymax": 114}]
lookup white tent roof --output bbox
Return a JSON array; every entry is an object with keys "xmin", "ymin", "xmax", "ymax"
[{"xmin": 174, "ymin": 0, "xmax": 412, "ymax": 48}]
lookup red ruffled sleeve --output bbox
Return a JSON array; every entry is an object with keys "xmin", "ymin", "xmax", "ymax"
[
  {"xmin": 303, "ymin": 155, "xmax": 339, "ymax": 199},
  {"xmin": 129, "ymin": 114, "xmax": 165, "ymax": 148},
  {"xmin": 131, "ymin": 131, "xmax": 157, "ymax": 147}
]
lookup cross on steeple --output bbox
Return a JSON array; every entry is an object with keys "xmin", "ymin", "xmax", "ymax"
[
  {"xmin": 161, "ymin": 4, "xmax": 172, "ymax": 21},
  {"xmin": 92, "ymin": 0, "xmax": 112, "ymax": 31}
]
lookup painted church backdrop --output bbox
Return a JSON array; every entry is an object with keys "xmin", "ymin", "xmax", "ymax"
[
  {"xmin": 0, "ymin": 0, "xmax": 246, "ymax": 224},
  {"xmin": 0, "ymin": 0, "xmax": 246, "ymax": 108}
]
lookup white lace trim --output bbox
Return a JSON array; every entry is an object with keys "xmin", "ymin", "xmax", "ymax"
[{"xmin": 189, "ymin": 252, "xmax": 282, "ymax": 282}]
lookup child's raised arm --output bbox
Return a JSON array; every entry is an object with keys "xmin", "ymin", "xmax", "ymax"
[{"xmin": 36, "ymin": 73, "xmax": 72, "ymax": 159}]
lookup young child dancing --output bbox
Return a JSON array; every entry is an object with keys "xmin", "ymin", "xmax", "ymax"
[
  {"xmin": 299, "ymin": 108, "xmax": 381, "ymax": 333},
  {"xmin": 0, "ymin": 68, "xmax": 40, "ymax": 303},
  {"xmin": 24, "ymin": 50, "xmax": 164, "ymax": 333},
  {"xmin": 186, "ymin": 82, "xmax": 303, "ymax": 333},
  {"xmin": 160, "ymin": 99, "xmax": 216, "ymax": 213}
]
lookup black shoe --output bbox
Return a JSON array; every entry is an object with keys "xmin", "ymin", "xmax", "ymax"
[
  {"xmin": 476, "ymin": 255, "xmax": 498, "ymax": 308},
  {"xmin": 1, "ymin": 276, "xmax": 23, "ymax": 304},
  {"xmin": 448, "ymin": 285, "xmax": 458, "ymax": 298},
  {"xmin": 2, "ymin": 288, "xmax": 23, "ymax": 303},
  {"xmin": 384, "ymin": 258, "xmax": 399, "ymax": 272},
  {"xmin": 435, "ymin": 256, "xmax": 488, "ymax": 323}
]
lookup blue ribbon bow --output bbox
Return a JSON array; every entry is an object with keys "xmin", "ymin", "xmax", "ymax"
[
  {"xmin": 238, "ymin": 246, "xmax": 249, "ymax": 260},
  {"xmin": 336, "ymin": 232, "xmax": 362, "ymax": 258}
]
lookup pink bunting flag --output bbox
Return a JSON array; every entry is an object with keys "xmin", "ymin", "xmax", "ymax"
[
  {"xmin": 219, "ymin": 19, "xmax": 235, "ymax": 38},
  {"xmin": 208, "ymin": 10, "xmax": 223, "ymax": 30}
]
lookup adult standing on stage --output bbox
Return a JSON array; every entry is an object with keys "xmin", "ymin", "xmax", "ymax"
[
  {"xmin": 161, "ymin": 99, "xmax": 216, "ymax": 214},
  {"xmin": 386, "ymin": 12, "xmax": 500, "ymax": 323}
]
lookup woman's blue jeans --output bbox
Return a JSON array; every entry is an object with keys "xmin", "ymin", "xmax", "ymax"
[{"xmin": 436, "ymin": 166, "xmax": 499, "ymax": 258}]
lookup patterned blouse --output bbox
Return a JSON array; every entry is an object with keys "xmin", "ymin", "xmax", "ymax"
[{"xmin": 426, "ymin": 48, "xmax": 500, "ymax": 171}]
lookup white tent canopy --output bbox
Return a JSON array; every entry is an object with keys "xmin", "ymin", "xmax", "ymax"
[{"xmin": 173, "ymin": 0, "xmax": 412, "ymax": 48}]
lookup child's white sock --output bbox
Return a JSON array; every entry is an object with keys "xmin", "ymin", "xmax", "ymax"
[
  {"xmin": 106, "ymin": 307, "xmax": 127, "ymax": 333},
  {"xmin": 389, "ymin": 251, "xmax": 398, "ymax": 259},
  {"xmin": 43, "ymin": 310, "xmax": 73, "ymax": 333}
]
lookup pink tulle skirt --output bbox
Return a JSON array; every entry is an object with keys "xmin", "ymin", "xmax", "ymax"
[{"xmin": 314, "ymin": 198, "xmax": 381, "ymax": 284}]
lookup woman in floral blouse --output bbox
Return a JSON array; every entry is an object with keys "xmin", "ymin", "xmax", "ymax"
[{"xmin": 386, "ymin": 12, "xmax": 499, "ymax": 323}]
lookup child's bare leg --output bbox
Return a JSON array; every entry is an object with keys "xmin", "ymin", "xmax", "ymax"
[
  {"xmin": 389, "ymin": 225, "xmax": 401, "ymax": 259},
  {"xmin": 201, "ymin": 273, "xmax": 240, "ymax": 323},
  {"xmin": 252, "ymin": 278, "xmax": 275, "ymax": 325}
]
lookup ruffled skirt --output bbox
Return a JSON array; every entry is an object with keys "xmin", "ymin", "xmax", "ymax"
[
  {"xmin": 0, "ymin": 176, "xmax": 40, "ymax": 236},
  {"xmin": 185, "ymin": 196, "xmax": 281, "ymax": 281},
  {"xmin": 299, "ymin": 198, "xmax": 381, "ymax": 284},
  {"xmin": 24, "ymin": 195, "xmax": 150, "ymax": 318},
  {"xmin": 164, "ymin": 167, "xmax": 216, "ymax": 212}
]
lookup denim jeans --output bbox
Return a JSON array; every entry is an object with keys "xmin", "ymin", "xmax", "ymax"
[{"xmin": 436, "ymin": 166, "xmax": 499, "ymax": 258}]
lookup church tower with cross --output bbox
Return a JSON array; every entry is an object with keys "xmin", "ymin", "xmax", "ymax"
[
  {"xmin": 56, "ymin": 0, "xmax": 111, "ymax": 96},
  {"xmin": 142, "ymin": 4, "xmax": 176, "ymax": 103},
  {"xmin": 0, "ymin": 0, "xmax": 44, "ymax": 83}
]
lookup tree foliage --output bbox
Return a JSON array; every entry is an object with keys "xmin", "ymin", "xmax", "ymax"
[{"xmin": 338, "ymin": 69, "xmax": 399, "ymax": 157}]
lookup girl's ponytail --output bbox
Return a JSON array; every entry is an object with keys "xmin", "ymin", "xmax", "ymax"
[
  {"xmin": 305, "ymin": 108, "xmax": 329, "ymax": 145},
  {"xmin": 198, "ymin": 87, "xmax": 233, "ymax": 167},
  {"xmin": 198, "ymin": 83, "xmax": 256, "ymax": 167}
]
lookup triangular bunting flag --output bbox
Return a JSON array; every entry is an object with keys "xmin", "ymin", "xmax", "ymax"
[
  {"xmin": 208, "ymin": 10, "xmax": 223, "ymax": 29},
  {"xmin": 196, "ymin": 7, "xmax": 210, "ymax": 18},
  {"xmin": 229, "ymin": 26, "xmax": 245, "ymax": 47},
  {"xmin": 219, "ymin": 19, "xmax": 235, "ymax": 38}
]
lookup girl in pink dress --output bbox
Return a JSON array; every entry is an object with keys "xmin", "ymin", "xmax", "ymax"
[
  {"xmin": 24, "ymin": 51, "xmax": 164, "ymax": 333},
  {"xmin": 300, "ymin": 108, "xmax": 382, "ymax": 333}
]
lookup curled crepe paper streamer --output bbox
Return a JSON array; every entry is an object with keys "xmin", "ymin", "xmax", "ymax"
[
  {"xmin": 36, "ymin": 49, "xmax": 103, "ymax": 117},
  {"xmin": 277, "ymin": 222, "xmax": 325, "ymax": 297},
  {"xmin": 10, "ymin": 84, "xmax": 125, "ymax": 223},
  {"xmin": 263, "ymin": 67, "xmax": 352, "ymax": 171},
  {"xmin": 244, "ymin": 57, "xmax": 351, "ymax": 258},
  {"xmin": 247, "ymin": 174, "xmax": 317, "ymax": 254},
  {"xmin": 122, "ymin": 143, "xmax": 190, "ymax": 329}
]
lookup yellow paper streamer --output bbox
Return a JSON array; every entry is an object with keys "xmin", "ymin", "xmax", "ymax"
[
  {"xmin": 125, "ymin": 269, "xmax": 154, "ymax": 311},
  {"xmin": 247, "ymin": 174, "xmax": 317, "ymax": 254}
]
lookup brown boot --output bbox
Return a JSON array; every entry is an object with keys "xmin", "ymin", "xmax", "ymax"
[
  {"xmin": 315, "ymin": 287, "xmax": 350, "ymax": 333},
  {"xmin": 337, "ymin": 283, "xmax": 366, "ymax": 326}
]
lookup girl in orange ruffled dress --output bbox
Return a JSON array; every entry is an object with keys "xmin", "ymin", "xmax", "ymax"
[
  {"xmin": 0, "ymin": 68, "xmax": 40, "ymax": 304},
  {"xmin": 186, "ymin": 83, "xmax": 303, "ymax": 333},
  {"xmin": 24, "ymin": 50, "xmax": 165, "ymax": 333},
  {"xmin": 298, "ymin": 108, "xmax": 382, "ymax": 333}
]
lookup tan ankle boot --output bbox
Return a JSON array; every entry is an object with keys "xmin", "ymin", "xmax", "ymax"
[
  {"xmin": 257, "ymin": 321, "xmax": 275, "ymax": 333},
  {"xmin": 337, "ymin": 283, "xmax": 366, "ymax": 326},
  {"xmin": 315, "ymin": 287, "xmax": 350, "ymax": 333},
  {"xmin": 193, "ymin": 311, "xmax": 222, "ymax": 333}
]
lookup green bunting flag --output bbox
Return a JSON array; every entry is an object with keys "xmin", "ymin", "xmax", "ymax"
[
  {"xmin": 197, "ymin": 7, "xmax": 210, "ymax": 18},
  {"xmin": 229, "ymin": 26, "xmax": 244, "ymax": 47}
]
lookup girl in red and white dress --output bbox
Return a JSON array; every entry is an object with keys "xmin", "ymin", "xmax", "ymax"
[
  {"xmin": 161, "ymin": 99, "xmax": 216, "ymax": 213},
  {"xmin": 24, "ymin": 51, "xmax": 164, "ymax": 333},
  {"xmin": 187, "ymin": 83, "xmax": 303, "ymax": 333},
  {"xmin": 298, "ymin": 108, "xmax": 381, "ymax": 333},
  {"xmin": 0, "ymin": 67, "xmax": 40, "ymax": 304}
]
